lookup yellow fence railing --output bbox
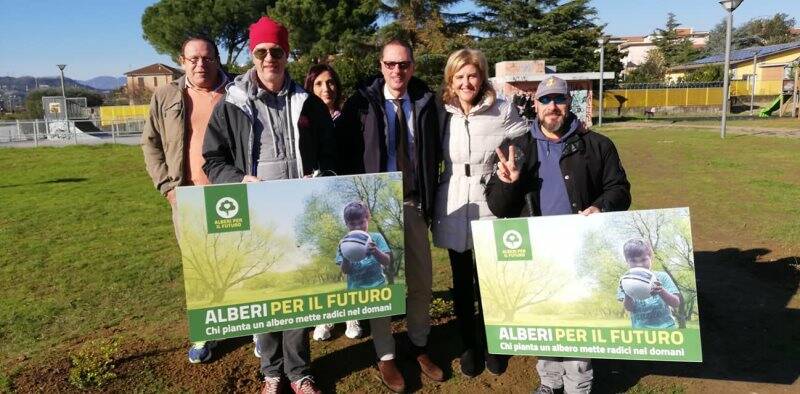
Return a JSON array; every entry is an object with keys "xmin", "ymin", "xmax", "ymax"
[
  {"xmin": 99, "ymin": 105, "xmax": 149, "ymax": 126},
  {"xmin": 729, "ymin": 80, "xmax": 785, "ymax": 96},
  {"xmin": 599, "ymin": 87, "xmax": 724, "ymax": 108},
  {"xmin": 598, "ymin": 80, "xmax": 785, "ymax": 109}
]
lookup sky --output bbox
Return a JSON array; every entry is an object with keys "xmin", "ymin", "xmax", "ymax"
[{"xmin": 0, "ymin": 0, "xmax": 798, "ymax": 80}]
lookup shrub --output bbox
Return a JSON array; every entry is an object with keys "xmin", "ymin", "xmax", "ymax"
[
  {"xmin": 68, "ymin": 339, "xmax": 119, "ymax": 389},
  {"xmin": 429, "ymin": 297, "xmax": 453, "ymax": 319}
]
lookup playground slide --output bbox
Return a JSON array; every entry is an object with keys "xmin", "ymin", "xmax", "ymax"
[{"xmin": 758, "ymin": 94, "xmax": 792, "ymax": 117}]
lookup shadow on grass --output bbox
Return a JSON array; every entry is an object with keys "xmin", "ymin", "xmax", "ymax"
[
  {"xmin": 0, "ymin": 177, "xmax": 88, "ymax": 188},
  {"xmin": 594, "ymin": 248, "xmax": 800, "ymax": 392},
  {"xmin": 307, "ymin": 317, "xmax": 460, "ymax": 393}
]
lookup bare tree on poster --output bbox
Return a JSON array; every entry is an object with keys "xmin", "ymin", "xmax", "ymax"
[
  {"xmin": 479, "ymin": 258, "xmax": 568, "ymax": 322},
  {"xmin": 180, "ymin": 213, "xmax": 288, "ymax": 303}
]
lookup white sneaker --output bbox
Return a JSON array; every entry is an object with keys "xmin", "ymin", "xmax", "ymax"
[
  {"xmin": 312, "ymin": 324, "xmax": 334, "ymax": 341},
  {"xmin": 345, "ymin": 320, "xmax": 362, "ymax": 339},
  {"xmin": 253, "ymin": 335, "xmax": 261, "ymax": 358}
]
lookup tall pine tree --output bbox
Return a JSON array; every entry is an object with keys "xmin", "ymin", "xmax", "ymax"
[
  {"xmin": 474, "ymin": 0, "xmax": 618, "ymax": 76},
  {"xmin": 270, "ymin": 0, "xmax": 381, "ymax": 62},
  {"xmin": 652, "ymin": 13, "xmax": 699, "ymax": 67},
  {"xmin": 378, "ymin": 1, "xmax": 474, "ymax": 90}
]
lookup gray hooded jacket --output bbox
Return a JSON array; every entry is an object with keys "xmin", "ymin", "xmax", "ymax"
[{"xmin": 202, "ymin": 68, "xmax": 336, "ymax": 184}]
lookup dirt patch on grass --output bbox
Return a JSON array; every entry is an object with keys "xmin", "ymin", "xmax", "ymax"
[{"xmin": 10, "ymin": 255, "xmax": 799, "ymax": 394}]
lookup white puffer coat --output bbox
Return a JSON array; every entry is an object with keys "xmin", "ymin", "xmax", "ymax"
[{"xmin": 432, "ymin": 95, "xmax": 529, "ymax": 252}]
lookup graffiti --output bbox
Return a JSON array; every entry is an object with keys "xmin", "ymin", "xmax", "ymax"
[{"xmin": 570, "ymin": 90, "xmax": 589, "ymax": 125}]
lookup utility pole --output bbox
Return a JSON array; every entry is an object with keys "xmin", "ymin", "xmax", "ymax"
[
  {"xmin": 597, "ymin": 37, "xmax": 607, "ymax": 127},
  {"xmin": 750, "ymin": 53, "xmax": 756, "ymax": 116},
  {"xmin": 57, "ymin": 64, "xmax": 76, "ymax": 144},
  {"xmin": 718, "ymin": 0, "xmax": 744, "ymax": 139}
]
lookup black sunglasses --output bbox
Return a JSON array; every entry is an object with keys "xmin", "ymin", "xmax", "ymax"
[
  {"xmin": 382, "ymin": 61, "xmax": 412, "ymax": 70},
  {"xmin": 538, "ymin": 95, "xmax": 568, "ymax": 105},
  {"xmin": 253, "ymin": 47, "xmax": 285, "ymax": 61}
]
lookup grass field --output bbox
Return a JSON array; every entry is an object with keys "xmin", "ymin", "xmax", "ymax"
[
  {"xmin": 604, "ymin": 115, "xmax": 800, "ymax": 130},
  {"xmin": 1, "ymin": 126, "xmax": 799, "ymax": 393}
]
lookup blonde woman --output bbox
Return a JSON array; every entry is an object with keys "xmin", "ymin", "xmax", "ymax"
[{"xmin": 432, "ymin": 48, "xmax": 528, "ymax": 377}]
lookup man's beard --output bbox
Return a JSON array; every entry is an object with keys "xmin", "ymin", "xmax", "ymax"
[{"xmin": 539, "ymin": 111, "xmax": 565, "ymax": 132}]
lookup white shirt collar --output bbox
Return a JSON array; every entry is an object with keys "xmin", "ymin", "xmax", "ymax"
[{"xmin": 383, "ymin": 84, "xmax": 410, "ymax": 102}]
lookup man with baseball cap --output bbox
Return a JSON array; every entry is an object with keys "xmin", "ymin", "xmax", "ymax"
[
  {"xmin": 485, "ymin": 76, "xmax": 631, "ymax": 393},
  {"xmin": 202, "ymin": 15, "xmax": 335, "ymax": 394}
]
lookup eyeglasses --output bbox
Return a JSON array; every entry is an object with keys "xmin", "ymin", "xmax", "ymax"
[
  {"xmin": 184, "ymin": 57, "xmax": 216, "ymax": 65},
  {"xmin": 382, "ymin": 61, "xmax": 412, "ymax": 70},
  {"xmin": 538, "ymin": 95, "xmax": 569, "ymax": 105},
  {"xmin": 253, "ymin": 47, "xmax": 285, "ymax": 61}
]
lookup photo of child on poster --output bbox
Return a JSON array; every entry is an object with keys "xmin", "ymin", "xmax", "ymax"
[
  {"xmin": 337, "ymin": 201, "xmax": 393, "ymax": 290},
  {"xmin": 617, "ymin": 239, "xmax": 682, "ymax": 329},
  {"xmin": 471, "ymin": 207, "xmax": 703, "ymax": 362}
]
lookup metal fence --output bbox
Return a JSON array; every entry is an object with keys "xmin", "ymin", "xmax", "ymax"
[
  {"xmin": 0, "ymin": 117, "xmax": 145, "ymax": 147},
  {"xmin": 599, "ymin": 80, "xmax": 786, "ymax": 109}
]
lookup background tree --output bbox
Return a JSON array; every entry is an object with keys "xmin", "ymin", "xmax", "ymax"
[
  {"xmin": 681, "ymin": 65, "xmax": 724, "ymax": 82},
  {"xmin": 652, "ymin": 13, "xmax": 700, "ymax": 68},
  {"xmin": 270, "ymin": 0, "xmax": 381, "ymax": 62},
  {"xmin": 623, "ymin": 49, "xmax": 667, "ymax": 83},
  {"xmin": 474, "ymin": 0, "xmax": 614, "ymax": 75},
  {"xmin": 705, "ymin": 13, "xmax": 796, "ymax": 56},
  {"xmin": 378, "ymin": 0, "xmax": 474, "ymax": 90},
  {"xmin": 142, "ymin": 0, "xmax": 273, "ymax": 67}
]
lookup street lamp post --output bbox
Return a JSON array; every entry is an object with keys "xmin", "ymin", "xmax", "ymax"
[
  {"xmin": 719, "ymin": 0, "xmax": 744, "ymax": 139},
  {"xmin": 56, "ymin": 64, "xmax": 76, "ymax": 143},
  {"xmin": 597, "ymin": 37, "xmax": 606, "ymax": 127}
]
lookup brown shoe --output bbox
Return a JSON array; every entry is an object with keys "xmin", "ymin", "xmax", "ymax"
[
  {"xmin": 416, "ymin": 353, "xmax": 445, "ymax": 382},
  {"xmin": 378, "ymin": 359, "xmax": 406, "ymax": 393}
]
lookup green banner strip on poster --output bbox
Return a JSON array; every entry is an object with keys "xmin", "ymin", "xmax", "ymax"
[
  {"xmin": 485, "ymin": 325, "xmax": 702, "ymax": 362},
  {"xmin": 188, "ymin": 284, "xmax": 406, "ymax": 341}
]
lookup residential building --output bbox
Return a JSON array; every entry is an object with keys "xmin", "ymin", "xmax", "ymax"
[
  {"xmin": 614, "ymin": 28, "xmax": 709, "ymax": 70},
  {"xmin": 124, "ymin": 63, "xmax": 183, "ymax": 93},
  {"xmin": 666, "ymin": 41, "xmax": 800, "ymax": 94}
]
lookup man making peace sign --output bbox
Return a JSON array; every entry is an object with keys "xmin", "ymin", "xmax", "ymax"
[{"xmin": 485, "ymin": 76, "xmax": 631, "ymax": 394}]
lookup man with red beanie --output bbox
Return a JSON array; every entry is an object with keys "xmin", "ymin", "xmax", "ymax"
[{"xmin": 203, "ymin": 16, "xmax": 335, "ymax": 394}]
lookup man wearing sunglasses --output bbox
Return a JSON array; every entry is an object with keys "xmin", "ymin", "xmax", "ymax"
[
  {"xmin": 202, "ymin": 16, "xmax": 335, "ymax": 394},
  {"xmin": 337, "ymin": 39, "xmax": 443, "ymax": 392},
  {"xmin": 486, "ymin": 76, "xmax": 631, "ymax": 394},
  {"xmin": 141, "ymin": 35, "xmax": 229, "ymax": 364}
]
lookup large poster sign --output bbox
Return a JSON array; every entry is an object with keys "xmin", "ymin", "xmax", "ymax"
[
  {"xmin": 176, "ymin": 173, "xmax": 406, "ymax": 342},
  {"xmin": 471, "ymin": 208, "xmax": 702, "ymax": 362}
]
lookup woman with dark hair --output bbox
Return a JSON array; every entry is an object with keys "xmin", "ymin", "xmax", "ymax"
[
  {"xmin": 304, "ymin": 64, "xmax": 343, "ymax": 121},
  {"xmin": 304, "ymin": 64, "xmax": 364, "ymax": 342}
]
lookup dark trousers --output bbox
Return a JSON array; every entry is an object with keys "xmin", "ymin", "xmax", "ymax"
[
  {"xmin": 448, "ymin": 249, "xmax": 486, "ymax": 351},
  {"xmin": 256, "ymin": 328, "xmax": 311, "ymax": 381}
]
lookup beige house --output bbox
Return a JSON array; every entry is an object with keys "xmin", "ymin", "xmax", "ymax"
[
  {"xmin": 124, "ymin": 63, "xmax": 183, "ymax": 93},
  {"xmin": 613, "ymin": 28, "xmax": 709, "ymax": 70}
]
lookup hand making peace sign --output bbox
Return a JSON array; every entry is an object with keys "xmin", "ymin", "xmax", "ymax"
[{"xmin": 495, "ymin": 145, "xmax": 520, "ymax": 184}]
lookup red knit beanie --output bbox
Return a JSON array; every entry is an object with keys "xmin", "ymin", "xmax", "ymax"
[{"xmin": 248, "ymin": 16, "xmax": 289, "ymax": 54}]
